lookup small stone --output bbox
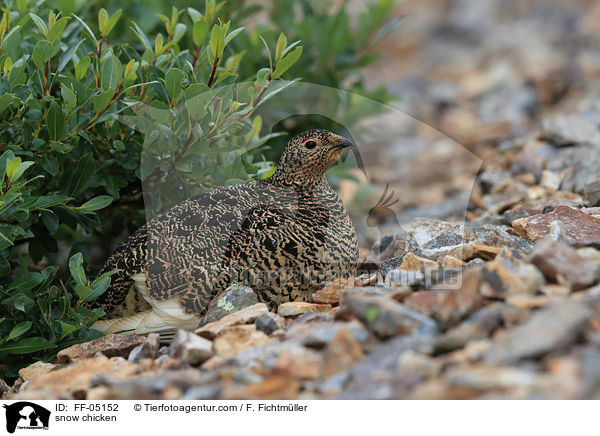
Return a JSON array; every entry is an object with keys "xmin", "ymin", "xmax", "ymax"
[
  {"xmin": 354, "ymin": 273, "xmax": 378, "ymax": 286},
  {"xmin": 285, "ymin": 320, "xmax": 369, "ymax": 348},
  {"xmin": 277, "ymin": 302, "xmax": 332, "ymax": 317},
  {"xmin": 512, "ymin": 205, "xmax": 600, "ymax": 242},
  {"xmin": 212, "ymin": 325, "xmax": 269, "ymax": 360},
  {"xmin": 397, "ymin": 253, "xmax": 438, "ymax": 271},
  {"xmin": 18, "ymin": 362, "xmax": 55, "ymax": 381},
  {"xmin": 541, "ymin": 114, "xmax": 600, "ymax": 147},
  {"xmin": 0, "ymin": 379, "xmax": 10, "ymax": 394},
  {"xmin": 404, "ymin": 268, "xmax": 482, "ymax": 328},
  {"xmin": 343, "ymin": 293, "xmax": 439, "ymax": 339},
  {"xmin": 255, "ymin": 313, "xmax": 285, "ymax": 335},
  {"xmin": 434, "ymin": 306, "xmax": 502, "ymax": 353},
  {"xmin": 322, "ymin": 326, "xmax": 364, "ymax": 377},
  {"xmin": 397, "ymin": 350, "xmax": 440, "ymax": 377},
  {"xmin": 200, "ymin": 284, "xmax": 258, "ymax": 325},
  {"xmin": 234, "ymin": 376, "xmax": 300, "ymax": 400},
  {"xmin": 128, "ymin": 333, "xmax": 160, "ymax": 362},
  {"xmin": 275, "ymin": 345, "xmax": 323, "ymax": 380},
  {"xmin": 483, "ymin": 300, "xmax": 592, "ymax": 364},
  {"xmin": 541, "ymin": 170, "xmax": 565, "ymax": 191},
  {"xmin": 479, "ymin": 259, "xmax": 541, "ymax": 298},
  {"xmin": 445, "ymin": 364, "xmax": 547, "ymax": 391},
  {"xmin": 312, "ymin": 278, "xmax": 352, "ymax": 304},
  {"xmin": 195, "ymin": 303, "xmax": 268, "ymax": 339},
  {"xmin": 57, "ymin": 334, "xmax": 145, "ymax": 363},
  {"xmin": 506, "ymin": 294, "xmax": 549, "ymax": 310},
  {"xmin": 170, "ymin": 329, "xmax": 214, "ymax": 365},
  {"xmin": 530, "ymin": 238, "xmax": 600, "ymax": 291},
  {"xmin": 339, "ymin": 286, "xmax": 401, "ymax": 307},
  {"xmin": 438, "ymin": 255, "xmax": 467, "ymax": 269}
]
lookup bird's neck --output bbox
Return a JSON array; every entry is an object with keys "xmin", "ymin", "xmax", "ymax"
[{"xmin": 267, "ymin": 167, "xmax": 328, "ymax": 191}]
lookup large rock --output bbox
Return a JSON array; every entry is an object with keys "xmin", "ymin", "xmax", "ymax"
[
  {"xmin": 404, "ymin": 218, "xmax": 533, "ymax": 259},
  {"xmin": 57, "ymin": 334, "xmax": 145, "ymax": 363},
  {"xmin": 512, "ymin": 205, "xmax": 600, "ymax": 242},
  {"xmin": 200, "ymin": 285, "xmax": 259, "ymax": 325},
  {"xmin": 342, "ymin": 294, "xmax": 439, "ymax": 338},
  {"xmin": 277, "ymin": 302, "xmax": 332, "ymax": 317},
  {"xmin": 434, "ymin": 306, "xmax": 502, "ymax": 352},
  {"xmin": 530, "ymin": 239, "xmax": 600, "ymax": 291},
  {"xmin": 482, "ymin": 300, "xmax": 592, "ymax": 364},
  {"xmin": 404, "ymin": 268, "xmax": 482, "ymax": 328},
  {"xmin": 5, "ymin": 355, "xmax": 138, "ymax": 400},
  {"xmin": 195, "ymin": 303, "xmax": 268, "ymax": 339}
]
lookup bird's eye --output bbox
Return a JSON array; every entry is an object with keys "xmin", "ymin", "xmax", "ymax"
[{"xmin": 304, "ymin": 140, "xmax": 317, "ymax": 149}]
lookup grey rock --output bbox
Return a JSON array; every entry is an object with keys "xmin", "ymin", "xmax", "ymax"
[
  {"xmin": 169, "ymin": 329, "xmax": 214, "ymax": 365},
  {"xmin": 200, "ymin": 284, "xmax": 258, "ymax": 325},
  {"xmin": 434, "ymin": 306, "xmax": 502, "ymax": 353},
  {"xmin": 530, "ymin": 239, "xmax": 600, "ymax": 291},
  {"xmin": 342, "ymin": 294, "xmax": 439, "ymax": 339},
  {"xmin": 483, "ymin": 300, "xmax": 592, "ymax": 364},
  {"xmin": 285, "ymin": 320, "xmax": 370, "ymax": 348},
  {"xmin": 128, "ymin": 333, "xmax": 160, "ymax": 362},
  {"xmin": 255, "ymin": 313, "xmax": 284, "ymax": 335}
]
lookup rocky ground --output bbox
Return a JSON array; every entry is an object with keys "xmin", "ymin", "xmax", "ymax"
[{"xmin": 4, "ymin": 0, "xmax": 600, "ymax": 400}]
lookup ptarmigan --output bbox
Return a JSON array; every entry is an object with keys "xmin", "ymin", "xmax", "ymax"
[{"xmin": 90, "ymin": 130, "xmax": 358, "ymax": 334}]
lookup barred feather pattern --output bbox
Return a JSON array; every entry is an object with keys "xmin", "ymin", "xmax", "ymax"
[{"xmin": 90, "ymin": 129, "xmax": 358, "ymax": 325}]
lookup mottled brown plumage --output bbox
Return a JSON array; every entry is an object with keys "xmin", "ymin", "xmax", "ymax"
[{"xmin": 90, "ymin": 130, "xmax": 358, "ymax": 334}]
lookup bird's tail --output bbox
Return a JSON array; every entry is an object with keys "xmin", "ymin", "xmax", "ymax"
[{"xmin": 91, "ymin": 273, "xmax": 201, "ymax": 336}]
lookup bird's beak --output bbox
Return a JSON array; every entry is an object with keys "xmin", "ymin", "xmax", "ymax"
[{"xmin": 330, "ymin": 137, "xmax": 353, "ymax": 150}]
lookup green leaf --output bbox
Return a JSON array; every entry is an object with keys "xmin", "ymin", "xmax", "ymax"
[
  {"xmin": 46, "ymin": 102, "xmax": 64, "ymax": 141},
  {"xmin": 41, "ymin": 210, "xmax": 59, "ymax": 234},
  {"xmin": 272, "ymin": 46, "xmax": 302, "ymax": 79},
  {"xmin": 210, "ymin": 24, "xmax": 224, "ymax": 58},
  {"xmin": 164, "ymin": 68, "xmax": 186, "ymax": 102},
  {"xmin": 29, "ymin": 13, "xmax": 48, "ymax": 37},
  {"xmin": 68, "ymin": 152, "xmax": 95, "ymax": 197},
  {"xmin": 98, "ymin": 8, "xmax": 108, "ymax": 34},
  {"xmin": 224, "ymin": 26, "xmax": 244, "ymax": 47},
  {"xmin": 80, "ymin": 195, "xmax": 113, "ymax": 211},
  {"xmin": 60, "ymin": 83, "xmax": 77, "ymax": 109},
  {"xmin": 173, "ymin": 23, "xmax": 187, "ymax": 42},
  {"xmin": 131, "ymin": 22, "xmax": 153, "ymax": 53},
  {"xmin": 188, "ymin": 7, "xmax": 203, "ymax": 22},
  {"xmin": 72, "ymin": 13, "xmax": 97, "ymax": 44},
  {"xmin": 58, "ymin": 320, "xmax": 79, "ymax": 337},
  {"xmin": 74, "ymin": 56, "xmax": 91, "ymax": 81},
  {"xmin": 31, "ymin": 40, "xmax": 60, "ymax": 71},
  {"xmin": 34, "ymin": 194, "xmax": 72, "ymax": 209},
  {"xmin": 57, "ymin": 39, "xmax": 83, "ymax": 74},
  {"xmin": 11, "ymin": 160, "xmax": 34, "ymax": 182},
  {"xmin": 49, "ymin": 140, "xmax": 73, "ymax": 153},
  {"xmin": 0, "ymin": 93, "xmax": 11, "ymax": 115},
  {"xmin": 192, "ymin": 20, "xmax": 208, "ymax": 46},
  {"xmin": 275, "ymin": 32, "xmax": 287, "ymax": 61},
  {"xmin": 101, "ymin": 52, "xmax": 121, "ymax": 91},
  {"xmin": 5, "ymin": 157, "xmax": 20, "ymax": 179},
  {"xmin": 74, "ymin": 282, "xmax": 90, "ymax": 300},
  {"xmin": 0, "ymin": 337, "xmax": 56, "ymax": 354},
  {"xmin": 6, "ymin": 271, "xmax": 44, "ymax": 292},
  {"xmin": 69, "ymin": 252, "xmax": 87, "ymax": 286},
  {"xmin": 8, "ymin": 321, "xmax": 32, "ymax": 341},
  {"xmin": 85, "ymin": 273, "xmax": 114, "ymax": 301},
  {"xmin": 47, "ymin": 16, "xmax": 69, "ymax": 43},
  {"xmin": 102, "ymin": 9, "xmax": 122, "ymax": 37}
]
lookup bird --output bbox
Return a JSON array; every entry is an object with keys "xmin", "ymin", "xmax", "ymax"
[{"xmin": 90, "ymin": 129, "xmax": 359, "ymax": 335}]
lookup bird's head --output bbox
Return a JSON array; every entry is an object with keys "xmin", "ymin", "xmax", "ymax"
[{"xmin": 270, "ymin": 129, "xmax": 353, "ymax": 186}]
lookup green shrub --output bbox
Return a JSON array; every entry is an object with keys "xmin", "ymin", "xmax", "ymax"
[
  {"xmin": 0, "ymin": 0, "xmax": 398, "ymax": 380},
  {"xmin": 0, "ymin": 0, "xmax": 303, "ymax": 379}
]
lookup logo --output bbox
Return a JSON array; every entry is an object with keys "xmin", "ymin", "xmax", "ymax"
[{"xmin": 3, "ymin": 402, "xmax": 50, "ymax": 433}]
